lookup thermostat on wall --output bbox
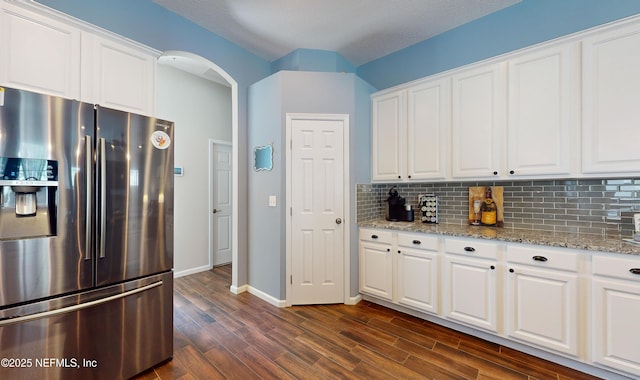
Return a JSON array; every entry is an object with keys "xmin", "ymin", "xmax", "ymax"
[{"xmin": 174, "ymin": 167, "xmax": 183, "ymax": 176}]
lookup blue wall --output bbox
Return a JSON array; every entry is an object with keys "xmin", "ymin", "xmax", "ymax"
[
  {"xmin": 271, "ymin": 49, "xmax": 356, "ymax": 73},
  {"xmin": 357, "ymin": 0, "xmax": 640, "ymax": 90},
  {"xmin": 36, "ymin": 0, "xmax": 270, "ymax": 86}
]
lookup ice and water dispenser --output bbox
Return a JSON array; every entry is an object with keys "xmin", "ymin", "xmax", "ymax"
[{"xmin": 0, "ymin": 157, "xmax": 58, "ymax": 239}]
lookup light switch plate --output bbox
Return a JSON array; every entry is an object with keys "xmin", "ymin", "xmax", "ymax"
[{"xmin": 268, "ymin": 195, "xmax": 277, "ymax": 207}]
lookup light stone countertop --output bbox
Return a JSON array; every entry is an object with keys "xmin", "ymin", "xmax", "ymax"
[{"xmin": 358, "ymin": 219, "xmax": 640, "ymax": 256}]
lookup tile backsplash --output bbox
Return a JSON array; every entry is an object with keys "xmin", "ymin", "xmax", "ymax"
[{"xmin": 357, "ymin": 178, "xmax": 640, "ymax": 238}]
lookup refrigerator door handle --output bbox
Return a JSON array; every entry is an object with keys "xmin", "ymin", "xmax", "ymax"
[
  {"xmin": 85, "ymin": 135, "xmax": 93, "ymax": 260},
  {"xmin": 99, "ymin": 137, "xmax": 107, "ymax": 259},
  {"xmin": 0, "ymin": 280, "xmax": 163, "ymax": 327}
]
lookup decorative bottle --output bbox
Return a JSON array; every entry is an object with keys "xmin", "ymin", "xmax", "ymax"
[{"xmin": 480, "ymin": 187, "xmax": 497, "ymax": 226}]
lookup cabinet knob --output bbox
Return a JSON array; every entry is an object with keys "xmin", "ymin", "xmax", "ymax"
[
  {"xmin": 630, "ymin": 268, "xmax": 640, "ymax": 275},
  {"xmin": 532, "ymin": 256, "xmax": 548, "ymax": 262},
  {"xmin": 509, "ymin": 170, "xmax": 515, "ymax": 175},
  {"xmin": 398, "ymin": 250, "xmax": 401, "ymax": 254},
  {"xmin": 490, "ymin": 265, "xmax": 495, "ymax": 270},
  {"xmin": 408, "ymin": 175, "xmax": 412, "ymax": 179},
  {"xmin": 386, "ymin": 248, "xmax": 390, "ymax": 252},
  {"xmin": 398, "ymin": 175, "xmax": 402, "ymax": 179},
  {"xmin": 464, "ymin": 246, "xmax": 476, "ymax": 252},
  {"xmin": 509, "ymin": 268, "xmax": 515, "ymax": 273},
  {"xmin": 371, "ymin": 235, "xmax": 378, "ymax": 239},
  {"xmin": 493, "ymin": 171, "xmax": 498, "ymax": 175},
  {"xmin": 412, "ymin": 240, "xmax": 421, "ymax": 245}
]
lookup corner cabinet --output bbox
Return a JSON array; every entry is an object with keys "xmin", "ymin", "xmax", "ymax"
[
  {"xmin": 582, "ymin": 21, "xmax": 640, "ymax": 176},
  {"xmin": 591, "ymin": 254, "xmax": 640, "ymax": 375},
  {"xmin": 371, "ymin": 77, "xmax": 449, "ymax": 182},
  {"xmin": 0, "ymin": 2, "xmax": 81, "ymax": 98}
]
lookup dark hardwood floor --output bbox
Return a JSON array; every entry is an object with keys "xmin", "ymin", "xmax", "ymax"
[{"xmin": 133, "ymin": 265, "xmax": 601, "ymax": 380}]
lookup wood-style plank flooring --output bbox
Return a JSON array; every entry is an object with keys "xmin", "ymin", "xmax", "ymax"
[{"xmin": 133, "ymin": 265, "xmax": 601, "ymax": 380}]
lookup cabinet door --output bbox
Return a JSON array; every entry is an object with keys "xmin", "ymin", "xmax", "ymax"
[
  {"xmin": 443, "ymin": 254, "xmax": 498, "ymax": 332},
  {"xmin": 81, "ymin": 33, "xmax": 156, "ymax": 115},
  {"xmin": 582, "ymin": 22, "xmax": 640, "ymax": 175},
  {"xmin": 406, "ymin": 78, "xmax": 449, "ymax": 180},
  {"xmin": 0, "ymin": 3, "xmax": 80, "ymax": 98},
  {"xmin": 507, "ymin": 43, "xmax": 578, "ymax": 177},
  {"xmin": 505, "ymin": 265, "xmax": 579, "ymax": 356},
  {"xmin": 396, "ymin": 234, "xmax": 439, "ymax": 314},
  {"xmin": 371, "ymin": 91, "xmax": 405, "ymax": 181},
  {"xmin": 592, "ymin": 254, "xmax": 640, "ymax": 376},
  {"xmin": 359, "ymin": 240, "xmax": 393, "ymax": 300},
  {"xmin": 451, "ymin": 63, "xmax": 506, "ymax": 179}
]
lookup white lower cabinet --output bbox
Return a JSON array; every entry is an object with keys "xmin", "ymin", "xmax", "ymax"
[
  {"xmin": 396, "ymin": 232, "xmax": 439, "ymax": 314},
  {"xmin": 505, "ymin": 244, "xmax": 580, "ymax": 357},
  {"xmin": 443, "ymin": 238, "xmax": 500, "ymax": 333},
  {"xmin": 591, "ymin": 254, "xmax": 640, "ymax": 377},
  {"xmin": 359, "ymin": 229, "xmax": 393, "ymax": 300},
  {"xmin": 358, "ymin": 227, "xmax": 640, "ymax": 378}
]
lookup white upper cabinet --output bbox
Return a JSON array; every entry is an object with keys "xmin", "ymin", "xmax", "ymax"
[
  {"xmin": 0, "ymin": 2, "xmax": 80, "ymax": 98},
  {"xmin": 371, "ymin": 77, "xmax": 450, "ymax": 182},
  {"xmin": 582, "ymin": 21, "xmax": 640, "ymax": 175},
  {"xmin": 406, "ymin": 78, "xmax": 450, "ymax": 180},
  {"xmin": 371, "ymin": 91, "xmax": 405, "ymax": 181},
  {"xmin": 81, "ymin": 33, "xmax": 157, "ymax": 115},
  {"xmin": 0, "ymin": 2, "xmax": 157, "ymax": 115},
  {"xmin": 451, "ymin": 63, "xmax": 507, "ymax": 179},
  {"xmin": 507, "ymin": 43, "xmax": 579, "ymax": 177}
]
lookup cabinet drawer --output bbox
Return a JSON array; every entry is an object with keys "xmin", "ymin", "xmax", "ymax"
[
  {"xmin": 507, "ymin": 245, "xmax": 578, "ymax": 272},
  {"xmin": 592, "ymin": 254, "xmax": 640, "ymax": 282},
  {"xmin": 359, "ymin": 228, "xmax": 393, "ymax": 243},
  {"xmin": 444, "ymin": 238, "xmax": 499, "ymax": 260},
  {"xmin": 397, "ymin": 232, "xmax": 438, "ymax": 250}
]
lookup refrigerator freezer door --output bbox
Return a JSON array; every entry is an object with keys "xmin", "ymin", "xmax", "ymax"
[
  {"xmin": 0, "ymin": 271, "xmax": 173, "ymax": 380},
  {"xmin": 0, "ymin": 87, "xmax": 95, "ymax": 307},
  {"xmin": 95, "ymin": 106, "xmax": 174, "ymax": 286}
]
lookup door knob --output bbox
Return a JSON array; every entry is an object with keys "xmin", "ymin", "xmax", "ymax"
[
  {"xmin": 335, "ymin": 218, "xmax": 342, "ymax": 224},
  {"xmin": 213, "ymin": 209, "xmax": 219, "ymax": 213}
]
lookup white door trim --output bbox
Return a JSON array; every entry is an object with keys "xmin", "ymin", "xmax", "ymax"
[
  {"xmin": 209, "ymin": 139, "xmax": 232, "ymax": 268},
  {"xmin": 285, "ymin": 113, "xmax": 350, "ymax": 306}
]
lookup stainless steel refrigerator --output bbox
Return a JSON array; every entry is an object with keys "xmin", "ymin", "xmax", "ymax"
[{"xmin": 0, "ymin": 86, "xmax": 174, "ymax": 379}]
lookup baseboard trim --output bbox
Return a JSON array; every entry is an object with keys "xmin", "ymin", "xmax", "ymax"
[
  {"xmin": 247, "ymin": 286, "xmax": 286, "ymax": 308},
  {"xmin": 174, "ymin": 264, "xmax": 211, "ymax": 278},
  {"xmin": 345, "ymin": 293, "xmax": 362, "ymax": 305}
]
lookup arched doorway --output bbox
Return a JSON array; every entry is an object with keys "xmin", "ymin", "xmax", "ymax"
[{"xmin": 157, "ymin": 50, "xmax": 239, "ymax": 292}]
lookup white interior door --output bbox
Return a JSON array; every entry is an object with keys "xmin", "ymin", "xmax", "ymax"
[
  {"xmin": 288, "ymin": 114, "xmax": 347, "ymax": 305},
  {"xmin": 211, "ymin": 141, "xmax": 232, "ymax": 266}
]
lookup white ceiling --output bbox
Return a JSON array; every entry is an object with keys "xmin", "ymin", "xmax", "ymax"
[{"xmin": 153, "ymin": 0, "xmax": 521, "ymax": 66}]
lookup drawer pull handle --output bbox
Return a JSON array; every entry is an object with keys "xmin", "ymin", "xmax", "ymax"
[
  {"xmin": 371, "ymin": 235, "xmax": 378, "ymax": 239},
  {"xmin": 464, "ymin": 246, "xmax": 475, "ymax": 252},
  {"xmin": 630, "ymin": 268, "xmax": 640, "ymax": 275},
  {"xmin": 413, "ymin": 240, "xmax": 421, "ymax": 245},
  {"xmin": 532, "ymin": 256, "xmax": 548, "ymax": 262}
]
